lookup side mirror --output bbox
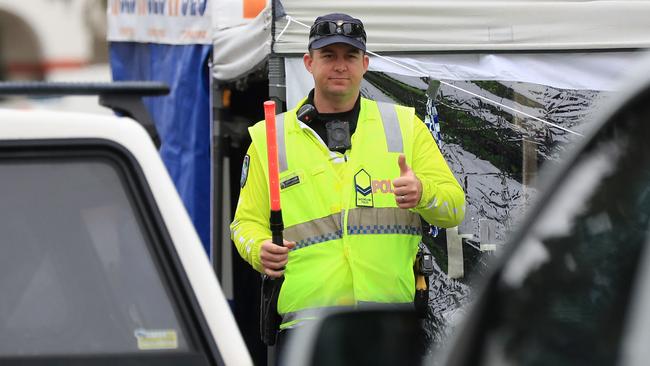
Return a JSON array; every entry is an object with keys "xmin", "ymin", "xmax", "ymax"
[{"xmin": 281, "ymin": 306, "xmax": 425, "ymax": 366}]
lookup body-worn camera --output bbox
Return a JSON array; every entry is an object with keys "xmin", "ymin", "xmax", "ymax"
[
  {"xmin": 297, "ymin": 103, "xmax": 317, "ymax": 123},
  {"xmin": 325, "ymin": 120, "xmax": 351, "ymax": 151}
]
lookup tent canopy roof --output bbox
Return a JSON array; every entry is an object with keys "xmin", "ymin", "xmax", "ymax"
[
  {"xmin": 273, "ymin": 0, "xmax": 650, "ymax": 54},
  {"xmin": 212, "ymin": 0, "xmax": 650, "ymax": 81}
]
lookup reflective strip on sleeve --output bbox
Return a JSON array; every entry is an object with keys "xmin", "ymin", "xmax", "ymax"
[
  {"xmin": 377, "ymin": 102, "xmax": 404, "ymax": 153},
  {"xmin": 347, "ymin": 207, "xmax": 422, "ymax": 235},
  {"xmin": 276, "ymin": 113, "xmax": 288, "ymax": 172},
  {"xmin": 285, "ymin": 213, "xmax": 343, "ymax": 250}
]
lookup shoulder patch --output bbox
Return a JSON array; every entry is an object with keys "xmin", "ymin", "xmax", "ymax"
[{"xmin": 240, "ymin": 154, "xmax": 250, "ymax": 188}]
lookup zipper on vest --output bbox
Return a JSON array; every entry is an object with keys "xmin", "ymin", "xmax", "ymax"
[{"xmin": 340, "ymin": 209, "xmax": 345, "ymax": 233}]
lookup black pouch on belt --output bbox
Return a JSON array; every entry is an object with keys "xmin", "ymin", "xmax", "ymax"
[
  {"xmin": 414, "ymin": 246, "xmax": 435, "ymax": 318},
  {"xmin": 260, "ymin": 275, "xmax": 284, "ymax": 346}
]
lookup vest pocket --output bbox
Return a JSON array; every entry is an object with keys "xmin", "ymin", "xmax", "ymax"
[{"xmin": 280, "ymin": 170, "xmax": 327, "ymax": 225}]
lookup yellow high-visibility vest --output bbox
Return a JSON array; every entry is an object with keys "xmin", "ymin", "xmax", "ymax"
[{"xmin": 249, "ymin": 98, "xmax": 422, "ymax": 329}]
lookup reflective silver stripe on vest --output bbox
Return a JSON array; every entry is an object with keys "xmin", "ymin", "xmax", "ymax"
[
  {"xmin": 281, "ymin": 306, "xmax": 338, "ymax": 327},
  {"xmin": 356, "ymin": 301, "xmax": 415, "ymax": 309},
  {"xmin": 347, "ymin": 207, "xmax": 422, "ymax": 236},
  {"xmin": 276, "ymin": 113, "xmax": 288, "ymax": 172},
  {"xmin": 377, "ymin": 102, "xmax": 403, "ymax": 153},
  {"xmin": 285, "ymin": 213, "xmax": 343, "ymax": 251},
  {"xmin": 282, "ymin": 303, "xmax": 414, "ymax": 327}
]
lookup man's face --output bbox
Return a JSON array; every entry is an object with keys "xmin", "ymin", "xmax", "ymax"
[{"xmin": 303, "ymin": 43, "xmax": 369, "ymax": 100}]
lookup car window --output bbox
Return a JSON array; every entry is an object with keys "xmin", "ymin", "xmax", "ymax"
[
  {"xmin": 0, "ymin": 155, "xmax": 190, "ymax": 356},
  {"xmin": 476, "ymin": 108, "xmax": 650, "ymax": 365}
]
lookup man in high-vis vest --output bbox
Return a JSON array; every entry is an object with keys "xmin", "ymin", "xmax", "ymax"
[{"xmin": 231, "ymin": 12, "xmax": 465, "ymax": 343}]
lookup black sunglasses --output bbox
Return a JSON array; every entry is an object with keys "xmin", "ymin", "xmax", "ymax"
[{"xmin": 310, "ymin": 21, "xmax": 366, "ymax": 41}]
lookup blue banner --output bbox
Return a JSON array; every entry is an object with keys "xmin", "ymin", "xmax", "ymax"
[{"xmin": 110, "ymin": 42, "xmax": 212, "ymax": 254}]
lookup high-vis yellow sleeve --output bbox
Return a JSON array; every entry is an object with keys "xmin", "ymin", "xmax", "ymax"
[
  {"xmin": 230, "ymin": 144, "xmax": 271, "ymax": 273},
  {"xmin": 411, "ymin": 116, "xmax": 466, "ymax": 228}
]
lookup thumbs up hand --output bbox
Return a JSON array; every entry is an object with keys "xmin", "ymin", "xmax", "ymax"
[{"xmin": 392, "ymin": 154, "xmax": 423, "ymax": 209}]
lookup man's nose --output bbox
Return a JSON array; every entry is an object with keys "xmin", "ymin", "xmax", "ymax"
[{"xmin": 334, "ymin": 60, "xmax": 347, "ymax": 72}]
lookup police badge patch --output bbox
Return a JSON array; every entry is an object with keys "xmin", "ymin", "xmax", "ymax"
[
  {"xmin": 240, "ymin": 154, "xmax": 250, "ymax": 188},
  {"xmin": 354, "ymin": 169, "xmax": 374, "ymax": 207}
]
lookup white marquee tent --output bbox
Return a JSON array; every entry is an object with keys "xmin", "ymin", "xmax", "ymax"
[{"xmin": 211, "ymin": 0, "xmax": 650, "ymax": 251}]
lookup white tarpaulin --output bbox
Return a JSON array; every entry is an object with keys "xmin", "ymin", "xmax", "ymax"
[
  {"xmin": 211, "ymin": 0, "xmax": 650, "ymax": 86},
  {"xmin": 274, "ymin": 0, "xmax": 650, "ymax": 54},
  {"xmin": 211, "ymin": 0, "xmax": 272, "ymax": 80},
  {"xmin": 212, "ymin": 4, "xmax": 271, "ymax": 81}
]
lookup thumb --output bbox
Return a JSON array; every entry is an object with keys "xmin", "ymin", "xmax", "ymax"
[
  {"xmin": 284, "ymin": 240, "xmax": 296, "ymax": 249},
  {"xmin": 398, "ymin": 154, "xmax": 410, "ymax": 176}
]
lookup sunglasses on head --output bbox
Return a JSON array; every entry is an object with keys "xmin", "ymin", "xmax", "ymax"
[{"xmin": 310, "ymin": 21, "xmax": 366, "ymax": 41}]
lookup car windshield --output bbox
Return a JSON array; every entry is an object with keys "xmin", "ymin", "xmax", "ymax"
[
  {"xmin": 476, "ymin": 107, "xmax": 650, "ymax": 365},
  {"xmin": 0, "ymin": 156, "xmax": 190, "ymax": 356}
]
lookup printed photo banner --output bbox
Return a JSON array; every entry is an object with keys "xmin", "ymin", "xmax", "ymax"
[{"xmin": 107, "ymin": 0, "xmax": 212, "ymax": 45}]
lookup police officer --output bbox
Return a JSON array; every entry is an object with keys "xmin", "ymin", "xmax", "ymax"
[{"xmin": 231, "ymin": 11, "xmax": 465, "ymax": 345}]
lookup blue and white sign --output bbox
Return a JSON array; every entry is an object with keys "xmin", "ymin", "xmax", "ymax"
[{"xmin": 107, "ymin": 0, "xmax": 212, "ymax": 45}]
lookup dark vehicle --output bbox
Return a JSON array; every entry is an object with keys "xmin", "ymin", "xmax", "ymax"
[
  {"xmin": 284, "ymin": 56, "xmax": 650, "ymax": 366},
  {"xmin": 441, "ymin": 55, "xmax": 650, "ymax": 366}
]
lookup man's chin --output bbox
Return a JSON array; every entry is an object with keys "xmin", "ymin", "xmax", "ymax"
[{"xmin": 326, "ymin": 86, "xmax": 353, "ymax": 97}]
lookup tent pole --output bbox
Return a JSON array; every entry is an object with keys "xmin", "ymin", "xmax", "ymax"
[
  {"xmin": 211, "ymin": 79, "xmax": 225, "ymax": 283},
  {"xmin": 268, "ymin": 56, "xmax": 286, "ymax": 112}
]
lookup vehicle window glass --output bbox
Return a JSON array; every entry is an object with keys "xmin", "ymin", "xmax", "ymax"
[
  {"xmin": 478, "ymin": 118, "xmax": 650, "ymax": 365},
  {"xmin": 0, "ymin": 157, "xmax": 190, "ymax": 356}
]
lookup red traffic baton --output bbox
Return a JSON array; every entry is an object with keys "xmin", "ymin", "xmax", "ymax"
[
  {"xmin": 260, "ymin": 100, "xmax": 284, "ymax": 346},
  {"xmin": 264, "ymin": 101, "xmax": 284, "ymax": 243}
]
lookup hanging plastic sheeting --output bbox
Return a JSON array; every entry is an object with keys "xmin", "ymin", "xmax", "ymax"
[
  {"xmin": 107, "ymin": 0, "xmax": 213, "ymax": 253},
  {"xmin": 285, "ymin": 55, "xmax": 619, "ymax": 269}
]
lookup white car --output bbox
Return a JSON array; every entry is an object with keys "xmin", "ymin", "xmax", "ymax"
[{"xmin": 0, "ymin": 108, "xmax": 252, "ymax": 365}]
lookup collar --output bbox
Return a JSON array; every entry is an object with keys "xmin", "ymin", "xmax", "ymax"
[{"xmin": 303, "ymin": 89, "xmax": 360, "ymax": 130}]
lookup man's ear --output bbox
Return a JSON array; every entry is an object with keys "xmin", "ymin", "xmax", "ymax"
[
  {"xmin": 363, "ymin": 53, "xmax": 370, "ymax": 73},
  {"xmin": 303, "ymin": 52, "xmax": 313, "ymax": 73}
]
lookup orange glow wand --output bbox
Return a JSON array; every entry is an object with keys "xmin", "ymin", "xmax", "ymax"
[
  {"xmin": 261, "ymin": 100, "xmax": 284, "ymax": 346},
  {"xmin": 264, "ymin": 101, "xmax": 283, "ymax": 246}
]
